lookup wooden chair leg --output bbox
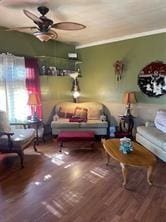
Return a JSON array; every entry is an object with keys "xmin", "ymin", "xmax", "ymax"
[
  {"xmin": 17, "ymin": 150, "xmax": 24, "ymax": 168},
  {"xmin": 33, "ymin": 139, "xmax": 38, "ymax": 152}
]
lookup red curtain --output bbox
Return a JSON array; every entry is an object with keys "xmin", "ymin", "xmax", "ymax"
[{"xmin": 25, "ymin": 57, "xmax": 42, "ymax": 119}]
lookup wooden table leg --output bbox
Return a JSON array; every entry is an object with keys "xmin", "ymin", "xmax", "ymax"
[
  {"xmin": 59, "ymin": 141, "xmax": 63, "ymax": 152},
  {"xmin": 120, "ymin": 163, "xmax": 127, "ymax": 187},
  {"xmin": 106, "ymin": 152, "xmax": 110, "ymax": 165},
  {"xmin": 147, "ymin": 165, "xmax": 153, "ymax": 185}
]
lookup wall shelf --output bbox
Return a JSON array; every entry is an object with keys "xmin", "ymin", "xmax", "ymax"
[{"xmin": 38, "ymin": 56, "xmax": 82, "ymax": 77}]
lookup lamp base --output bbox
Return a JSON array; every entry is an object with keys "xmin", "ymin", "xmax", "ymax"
[
  {"xmin": 31, "ymin": 112, "xmax": 40, "ymax": 121},
  {"xmin": 124, "ymin": 104, "xmax": 132, "ymax": 116},
  {"xmin": 124, "ymin": 108, "xmax": 131, "ymax": 116}
]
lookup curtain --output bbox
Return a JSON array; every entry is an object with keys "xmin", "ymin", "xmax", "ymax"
[
  {"xmin": 0, "ymin": 54, "xmax": 7, "ymax": 112},
  {"xmin": 25, "ymin": 58, "xmax": 42, "ymax": 119},
  {"xmin": 0, "ymin": 53, "xmax": 30, "ymax": 122}
]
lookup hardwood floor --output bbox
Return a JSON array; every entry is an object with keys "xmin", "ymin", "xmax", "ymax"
[{"xmin": 0, "ymin": 140, "xmax": 165, "ymax": 222}]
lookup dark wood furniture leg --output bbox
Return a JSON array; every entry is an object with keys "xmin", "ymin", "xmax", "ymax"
[
  {"xmin": 33, "ymin": 139, "xmax": 38, "ymax": 152},
  {"xmin": 17, "ymin": 150, "xmax": 24, "ymax": 168},
  {"xmin": 59, "ymin": 141, "xmax": 63, "ymax": 152}
]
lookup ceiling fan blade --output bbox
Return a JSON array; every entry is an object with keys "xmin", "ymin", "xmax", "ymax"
[
  {"xmin": 52, "ymin": 22, "xmax": 86, "ymax": 31},
  {"xmin": 5, "ymin": 26, "xmax": 37, "ymax": 31},
  {"xmin": 23, "ymin": 9, "xmax": 43, "ymax": 23}
]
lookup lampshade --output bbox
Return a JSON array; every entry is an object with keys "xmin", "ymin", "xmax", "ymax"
[
  {"xmin": 123, "ymin": 92, "xmax": 136, "ymax": 105},
  {"xmin": 69, "ymin": 72, "xmax": 79, "ymax": 79},
  {"xmin": 27, "ymin": 93, "xmax": 41, "ymax": 106},
  {"xmin": 33, "ymin": 31, "xmax": 57, "ymax": 42}
]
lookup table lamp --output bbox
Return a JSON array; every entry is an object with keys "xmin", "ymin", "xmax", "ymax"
[
  {"xmin": 70, "ymin": 72, "xmax": 80, "ymax": 103},
  {"xmin": 123, "ymin": 91, "xmax": 136, "ymax": 116},
  {"xmin": 27, "ymin": 93, "xmax": 41, "ymax": 121}
]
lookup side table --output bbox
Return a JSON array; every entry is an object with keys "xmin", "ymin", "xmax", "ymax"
[{"xmin": 116, "ymin": 115, "xmax": 135, "ymax": 139}]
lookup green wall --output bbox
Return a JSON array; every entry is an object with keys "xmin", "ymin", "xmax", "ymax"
[
  {"xmin": 0, "ymin": 27, "xmax": 74, "ymax": 57},
  {"xmin": 77, "ymin": 33, "xmax": 166, "ymax": 104},
  {"xmin": 0, "ymin": 27, "xmax": 75, "ymax": 121}
]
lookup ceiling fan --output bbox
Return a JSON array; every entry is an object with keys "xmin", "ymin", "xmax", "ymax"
[{"xmin": 7, "ymin": 6, "xmax": 86, "ymax": 42}]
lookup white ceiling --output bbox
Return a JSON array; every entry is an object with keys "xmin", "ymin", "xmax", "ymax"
[{"xmin": 0, "ymin": 0, "xmax": 166, "ymax": 48}]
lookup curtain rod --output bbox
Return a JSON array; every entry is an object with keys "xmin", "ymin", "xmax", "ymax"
[
  {"xmin": 0, "ymin": 51, "xmax": 80, "ymax": 63},
  {"xmin": 0, "ymin": 51, "xmax": 34, "ymax": 59},
  {"xmin": 0, "ymin": 51, "xmax": 71, "ymax": 60}
]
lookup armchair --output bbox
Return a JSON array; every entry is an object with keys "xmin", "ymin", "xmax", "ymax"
[{"xmin": 0, "ymin": 111, "xmax": 37, "ymax": 168}]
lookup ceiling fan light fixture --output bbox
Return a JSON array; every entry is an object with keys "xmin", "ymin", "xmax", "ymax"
[
  {"xmin": 5, "ymin": 6, "xmax": 86, "ymax": 42},
  {"xmin": 33, "ymin": 31, "xmax": 56, "ymax": 42}
]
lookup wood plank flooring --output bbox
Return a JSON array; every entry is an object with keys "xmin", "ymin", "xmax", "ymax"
[{"xmin": 0, "ymin": 140, "xmax": 165, "ymax": 222}]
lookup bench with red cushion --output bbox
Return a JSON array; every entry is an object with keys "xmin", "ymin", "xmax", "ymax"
[{"xmin": 57, "ymin": 131, "xmax": 95, "ymax": 151}]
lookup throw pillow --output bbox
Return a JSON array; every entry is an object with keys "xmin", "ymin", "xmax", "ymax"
[
  {"xmin": 88, "ymin": 108, "xmax": 101, "ymax": 120},
  {"xmin": 154, "ymin": 111, "xmax": 166, "ymax": 133},
  {"xmin": 74, "ymin": 107, "xmax": 88, "ymax": 120},
  {"xmin": 74, "ymin": 107, "xmax": 82, "ymax": 117},
  {"xmin": 66, "ymin": 112, "xmax": 74, "ymax": 118},
  {"xmin": 58, "ymin": 107, "xmax": 73, "ymax": 118}
]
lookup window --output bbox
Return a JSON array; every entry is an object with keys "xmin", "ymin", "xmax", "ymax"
[{"xmin": 0, "ymin": 53, "xmax": 31, "ymax": 122}]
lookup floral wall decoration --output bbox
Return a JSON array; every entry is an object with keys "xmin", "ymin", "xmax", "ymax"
[
  {"xmin": 113, "ymin": 60, "xmax": 124, "ymax": 81},
  {"xmin": 138, "ymin": 61, "xmax": 166, "ymax": 97}
]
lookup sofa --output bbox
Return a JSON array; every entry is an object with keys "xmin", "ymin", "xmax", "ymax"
[
  {"xmin": 51, "ymin": 102, "xmax": 109, "ymax": 136},
  {"xmin": 136, "ymin": 121, "xmax": 166, "ymax": 162}
]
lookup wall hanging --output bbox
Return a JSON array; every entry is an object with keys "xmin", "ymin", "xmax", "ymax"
[
  {"xmin": 138, "ymin": 61, "xmax": 166, "ymax": 97},
  {"xmin": 113, "ymin": 60, "xmax": 124, "ymax": 81}
]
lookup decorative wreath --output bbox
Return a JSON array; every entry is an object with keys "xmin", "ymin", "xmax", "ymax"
[{"xmin": 138, "ymin": 61, "xmax": 166, "ymax": 97}]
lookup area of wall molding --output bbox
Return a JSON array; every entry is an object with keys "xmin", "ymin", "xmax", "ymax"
[{"xmin": 76, "ymin": 28, "xmax": 166, "ymax": 49}]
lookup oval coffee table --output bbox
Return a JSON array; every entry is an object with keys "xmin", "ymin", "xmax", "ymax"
[{"xmin": 102, "ymin": 138, "xmax": 156, "ymax": 187}]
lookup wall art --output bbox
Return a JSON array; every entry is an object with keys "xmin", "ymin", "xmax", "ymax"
[
  {"xmin": 138, "ymin": 61, "xmax": 166, "ymax": 97},
  {"xmin": 113, "ymin": 60, "xmax": 124, "ymax": 81}
]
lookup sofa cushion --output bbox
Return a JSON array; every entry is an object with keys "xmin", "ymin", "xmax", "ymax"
[
  {"xmin": 51, "ymin": 118, "xmax": 80, "ymax": 128},
  {"xmin": 51, "ymin": 119, "xmax": 108, "ymax": 129},
  {"xmin": 137, "ymin": 126, "xmax": 166, "ymax": 151},
  {"xmin": 69, "ymin": 117, "xmax": 87, "ymax": 122},
  {"xmin": 80, "ymin": 120, "xmax": 108, "ymax": 128}
]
